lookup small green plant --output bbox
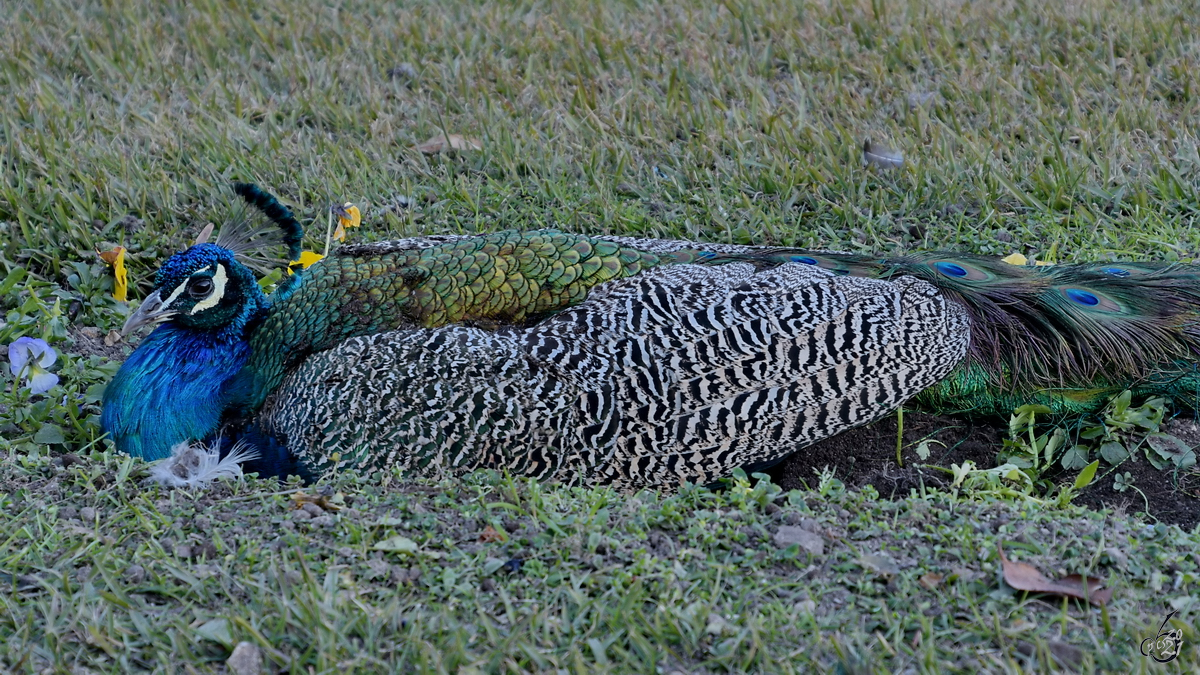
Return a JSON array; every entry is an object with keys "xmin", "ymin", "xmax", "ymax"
[
  {"xmin": 984, "ymin": 391, "xmax": 1195, "ymax": 508},
  {"xmin": 998, "ymin": 404, "xmax": 1066, "ymax": 483},
  {"xmin": 1078, "ymin": 391, "xmax": 1167, "ymax": 466},
  {"xmin": 1070, "ymin": 391, "xmax": 1196, "ymax": 472},
  {"xmin": 1144, "ymin": 433, "xmax": 1198, "ymax": 471},
  {"xmin": 990, "ymin": 397, "xmax": 1154, "ymax": 505},
  {"xmin": 1004, "ymin": 391, "xmax": 1192, "ymax": 477},
  {"xmin": 814, "ymin": 466, "xmax": 845, "ymax": 498},
  {"xmin": 722, "ymin": 467, "xmax": 783, "ymax": 510},
  {"xmin": 0, "ymin": 267, "xmax": 118, "ymax": 454},
  {"xmin": 1113, "ymin": 471, "xmax": 1134, "ymax": 493},
  {"xmin": 1110, "ymin": 471, "xmax": 1152, "ymax": 512},
  {"xmin": 1053, "ymin": 459, "xmax": 1101, "ymax": 508}
]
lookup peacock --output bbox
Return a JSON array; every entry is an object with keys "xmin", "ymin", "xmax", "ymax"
[{"xmin": 100, "ymin": 184, "xmax": 1200, "ymax": 489}]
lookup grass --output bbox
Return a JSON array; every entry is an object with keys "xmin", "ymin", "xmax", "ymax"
[
  {"xmin": 1, "ymin": 0, "xmax": 1198, "ymax": 671},
  {"xmin": 1, "ymin": 454, "xmax": 1197, "ymax": 672}
]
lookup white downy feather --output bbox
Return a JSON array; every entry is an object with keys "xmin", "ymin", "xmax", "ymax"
[{"xmin": 148, "ymin": 439, "xmax": 260, "ymax": 488}]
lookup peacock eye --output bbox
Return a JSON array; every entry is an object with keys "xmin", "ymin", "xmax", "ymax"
[{"xmin": 188, "ymin": 277, "xmax": 214, "ymax": 299}]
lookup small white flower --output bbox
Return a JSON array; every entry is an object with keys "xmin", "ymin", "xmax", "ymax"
[{"xmin": 8, "ymin": 337, "xmax": 59, "ymax": 394}]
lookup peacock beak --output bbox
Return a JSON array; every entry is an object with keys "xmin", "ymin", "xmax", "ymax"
[{"xmin": 122, "ymin": 290, "xmax": 177, "ymax": 335}]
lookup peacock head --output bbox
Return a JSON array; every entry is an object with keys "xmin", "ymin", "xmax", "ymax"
[
  {"xmin": 121, "ymin": 243, "xmax": 268, "ymax": 341},
  {"xmin": 120, "ymin": 183, "xmax": 304, "ymax": 342}
]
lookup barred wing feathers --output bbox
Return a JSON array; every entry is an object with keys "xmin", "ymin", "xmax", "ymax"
[{"xmin": 257, "ymin": 262, "xmax": 969, "ymax": 490}]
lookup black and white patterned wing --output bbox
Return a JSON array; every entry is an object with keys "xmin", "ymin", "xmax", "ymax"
[{"xmin": 257, "ymin": 263, "xmax": 969, "ymax": 490}]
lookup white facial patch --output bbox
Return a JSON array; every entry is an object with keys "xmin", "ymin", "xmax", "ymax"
[
  {"xmin": 160, "ymin": 265, "xmax": 211, "ymax": 310},
  {"xmin": 190, "ymin": 264, "xmax": 228, "ymax": 314}
]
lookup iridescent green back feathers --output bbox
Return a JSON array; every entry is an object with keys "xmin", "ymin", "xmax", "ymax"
[{"xmin": 238, "ymin": 230, "xmax": 680, "ymax": 412}]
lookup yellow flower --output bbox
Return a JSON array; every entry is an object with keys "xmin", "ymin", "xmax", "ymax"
[
  {"xmin": 288, "ymin": 250, "xmax": 324, "ymax": 275},
  {"xmin": 332, "ymin": 203, "xmax": 361, "ymax": 242},
  {"xmin": 1001, "ymin": 252, "xmax": 1053, "ymax": 267},
  {"xmin": 98, "ymin": 247, "xmax": 128, "ymax": 301}
]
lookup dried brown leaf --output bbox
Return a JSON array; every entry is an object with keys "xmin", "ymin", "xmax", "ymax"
[
  {"xmin": 918, "ymin": 572, "xmax": 944, "ymax": 590},
  {"xmin": 479, "ymin": 525, "xmax": 506, "ymax": 543},
  {"xmin": 415, "ymin": 134, "xmax": 482, "ymax": 155},
  {"xmin": 97, "ymin": 246, "xmax": 125, "ymax": 265},
  {"xmin": 998, "ymin": 543, "xmax": 1112, "ymax": 605},
  {"xmin": 289, "ymin": 491, "xmax": 344, "ymax": 512}
]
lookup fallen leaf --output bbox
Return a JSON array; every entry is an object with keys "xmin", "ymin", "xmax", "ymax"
[
  {"xmin": 374, "ymin": 535, "xmax": 418, "ymax": 553},
  {"xmin": 948, "ymin": 566, "xmax": 983, "ymax": 583},
  {"xmin": 1004, "ymin": 252, "xmax": 1054, "ymax": 267},
  {"xmin": 918, "ymin": 572, "xmax": 943, "ymax": 590},
  {"xmin": 194, "ymin": 618, "xmax": 234, "ymax": 647},
  {"xmin": 373, "ymin": 535, "xmax": 443, "ymax": 558},
  {"xmin": 859, "ymin": 554, "xmax": 901, "ymax": 578},
  {"xmin": 998, "ymin": 543, "xmax": 1112, "ymax": 605},
  {"xmin": 96, "ymin": 247, "xmax": 124, "ymax": 265},
  {"xmin": 415, "ymin": 134, "xmax": 482, "ymax": 155},
  {"xmin": 332, "ymin": 202, "xmax": 361, "ymax": 241},
  {"xmin": 862, "ymin": 139, "xmax": 904, "ymax": 170},
  {"xmin": 288, "ymin": 251, "xmax": 324, "ymax": 275},
  {"xmin": 103, "ymin": 330, "xmax": 123, "ymax": 347},
  {"xmin": 479, "ymin": 524, "xmax": 506, "ymax": 543},
  {"xmin": 289, "ymin": 491, "xmax": 343, "ymax": 511},
  {"xmin": 1015, "ymin": 640, "xmax": 1085, "ymax": 669}
]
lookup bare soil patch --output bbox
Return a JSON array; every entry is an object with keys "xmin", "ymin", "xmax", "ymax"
[{"xmin": 771, "ymin": 411, "xmax": 1200, "ymax": 530}]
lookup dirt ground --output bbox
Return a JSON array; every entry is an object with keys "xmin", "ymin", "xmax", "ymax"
[{"xmin": 771, "ymin": 411, "xmax": 1200, "ymax": 530}]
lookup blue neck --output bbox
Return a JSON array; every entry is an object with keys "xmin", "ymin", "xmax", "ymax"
[{"xmin": 101, "ymin": 324, "xmax": 254, "ymax": 460}]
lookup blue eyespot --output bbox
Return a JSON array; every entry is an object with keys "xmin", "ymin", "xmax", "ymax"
[
  {"xmin": 1102, "ymin": 267, "xmax": 1131, "ymax": 277},
  {"xmin": 934, "ymin": 262, "xmax": 968, "ymax": 278},
  {"xmin": 790, "ymin": 255, "xmax": 819, "ymax": 265},
  {"xmin": 1065, "ymin": 288, "xmax": 1100, "ymax": 306}
]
